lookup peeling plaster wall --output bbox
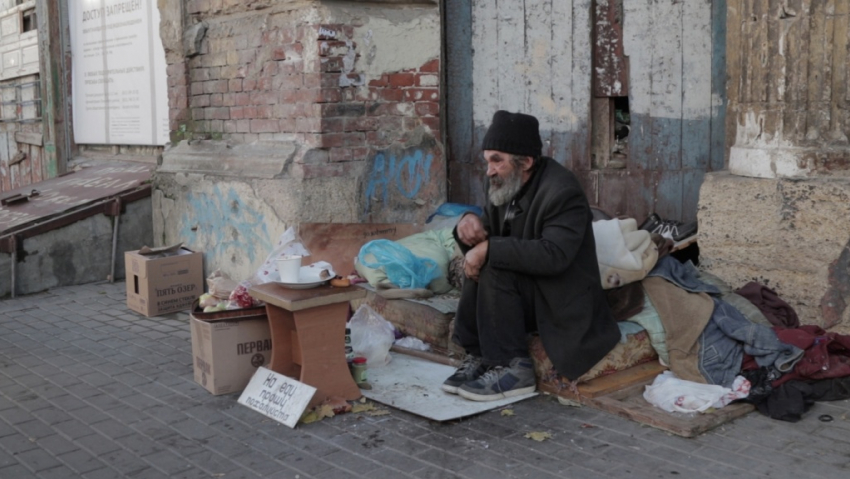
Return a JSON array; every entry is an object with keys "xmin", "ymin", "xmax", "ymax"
[
  {"xmin": 726, "ymin": 1, "xmax": 850, "ymax": 179},
  {"xmin": 700, "ymin": 171, "xmax": 850, "ymax": 333},
  {"xmin": 153, "ymin": 172, "xmax": 359, "ymax": 281},
  {"xmin": 321, "ymin": 6, "xmax": 440, "ymax": 81},
  {"xmin": 698, "ymin": 1, "xmax": 850, "ymax": 332},
  {"xmin": 155, "ymin": 1, "xmax": 443, "ymax": 278}
]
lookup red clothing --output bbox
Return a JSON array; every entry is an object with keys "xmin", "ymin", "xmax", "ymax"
[{"xmin": 764, "ymin": 325, "xmax": 850, "ymax": 386}]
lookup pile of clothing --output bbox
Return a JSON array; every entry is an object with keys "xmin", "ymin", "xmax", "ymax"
[{"xmin": 594, "ymin": 218, "xmax": 850, "ymax": 422}]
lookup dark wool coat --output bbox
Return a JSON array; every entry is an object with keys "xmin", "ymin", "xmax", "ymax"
[{"xmin": 461, "ymin": 157, "xmax": 619, "ymax": 380}]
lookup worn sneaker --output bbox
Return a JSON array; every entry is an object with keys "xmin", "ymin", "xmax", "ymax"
[
  {"xmin": 639, "ymin": 213, "xmax": 697, "ymax": 242},
  {"xmin": 638, "ymin": 213, "xmax": 663, "ymax": 232},
  {"xmin": 441, "ymin": 355, "xmax": 486, "ymax": 394},
  {"xmin": 457, "ymin": 357, "xmax": 536, "ymax": 401}
]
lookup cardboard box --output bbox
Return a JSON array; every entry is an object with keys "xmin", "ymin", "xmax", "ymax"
[
  {"xmin": 125, "ymin": 247, "xmax": 204, "ymax": 317},
  {"xmin": 190, "ymin": 309, "xmax": 271, "ymax": 395}
]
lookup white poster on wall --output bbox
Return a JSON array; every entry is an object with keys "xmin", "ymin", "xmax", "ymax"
[{"xmin": 69, "ymin": 0, "xmax": 169, "ymax": 145}]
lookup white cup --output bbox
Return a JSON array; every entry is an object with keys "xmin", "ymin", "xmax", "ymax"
[{"xmin": 277, "ymin": 255, "xmax": 302, "ymax": 283}]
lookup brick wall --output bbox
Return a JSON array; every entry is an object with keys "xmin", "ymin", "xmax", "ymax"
[
  {"xmin": 169, "ymin": 15, "xmax": 441, "ymax": 180},
  {"xmin": 161, "ymin": 3, "xmax": 445, "ymax": 224}
]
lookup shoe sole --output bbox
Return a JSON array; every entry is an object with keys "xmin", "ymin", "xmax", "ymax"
[
  {"xmin": 457, "ymin": 385, "xmax": 536, "ymax": 402},
  {"xmin": 673, "ymin": 234, "xmax": 698, "ymax": 249},
  {"xmin": 441, "ymin": 384, "xmax": 459, "ymax": 394}
]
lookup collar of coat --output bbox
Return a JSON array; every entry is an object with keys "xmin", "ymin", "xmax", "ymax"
[{"xmin": 512, "ymin": 156, "xmax": 552, "ymax": 214}]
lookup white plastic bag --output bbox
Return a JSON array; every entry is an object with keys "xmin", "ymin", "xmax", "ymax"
[
  {"xmin": 394, "ymin": 336, "xmax": 430, "ymax": 351},
  {"xmin": 349, "ymin": 304, "xmax": 396, "ymax": 367},
  {"xmin": 228, "ymin": 227, "xmax": 312, "ymax": 309},
  {"xmin": 643, "ymin": 371, "xmax": 750, "ymax": 413}
]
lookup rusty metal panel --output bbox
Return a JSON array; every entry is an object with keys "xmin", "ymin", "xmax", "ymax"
[
  {"xmin": 0, "ymin": 162, "xmax": 153, "ymax": 234},
  {"xmin": 593, "ymin": 0, "xmax": 628, "ymax": 97},
  {"xmin": 627, "ymin": 169, "xmax": 660, "ymax": 225},
  {"xmin": 445, "ymin": 0, "xmax": 473, "ymax": 204},
  {"xmin": 595, "ymin": 169, "xmax": 631, "ymax": 218},
  {"xmin": 573, "ymin": 169, "xmax": 598, "ymax": 208},
  {"xmin": 655, "ymin": 170, "xmax": 683, "ymax": 222},
  {"xmin": 681, "ymin": 169, "xmax": 705, "ymax": 224},
  {"xmin": 451, "ymin": 0, "xmax": 725, "ymax": 224}
]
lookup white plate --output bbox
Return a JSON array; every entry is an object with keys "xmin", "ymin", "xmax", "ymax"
[
  {"xmin": 276, "ymin": 279, "xmax": 329, "ymax": 290},
  {"xmin": 277, "ymin": 264, "xmax": 335, "ymax": 290}
]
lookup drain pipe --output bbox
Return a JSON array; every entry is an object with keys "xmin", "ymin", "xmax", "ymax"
[
  {"xmin": 110, "ymin": 213, "xmax": 119, "ymax": 283},
  {"xmin": 6, "ymin": 235, "xmax": 20, "ymax": 299},
  {"xmin": 10, "ymin": 249, "xmax": 15, "ymax": 299},
  {"xmin": 106, "ymin": 198, "xmax": 123, "ymax": 283}
]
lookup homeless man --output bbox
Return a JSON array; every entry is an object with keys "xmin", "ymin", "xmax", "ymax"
[{"xmin": 443, "ymin": 110, "xmax": 620, "ymax": 401}]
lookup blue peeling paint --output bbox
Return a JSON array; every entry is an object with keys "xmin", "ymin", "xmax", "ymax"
[
  {"xmin": 364, "ymin": 149, "xmax": 433, "ymax": 214},
  {"xmin": 179, "ymin": 185, "xmax": 271, "ymax": 267}
]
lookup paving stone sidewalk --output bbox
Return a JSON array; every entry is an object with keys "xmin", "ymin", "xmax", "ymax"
[{"xmin": 0, "ymin": 281, "xmax": 849, "ymax": 478}]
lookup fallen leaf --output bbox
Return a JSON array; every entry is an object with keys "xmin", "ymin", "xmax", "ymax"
[
  {"xmin": 300, "ymin": 411, "xmax": 320, "ymax": 424},
  {"xmin": 580, "ymin": 423, "xmax": 596, "ymax": 429},
  {"xmin": 316, "ymin": 404, "xmax": 336, "ymax": 420},
  {"xmin": 351, "ymin": 402, "xmax": 377, "ymax": 414},
  {"xmin": 501, "ymin": 409, "xmax": 515, "ymax": 417},
  {"xmin": 323, "ymin": 396, "xmax": 352, "ymax": 415},
  {"xmin": 524, "ymin": 431, "xmax": 552, "ymax": 442},
  {"xmin": 367, "ymin": 410, "xmax": 390, "ymax": 416}
]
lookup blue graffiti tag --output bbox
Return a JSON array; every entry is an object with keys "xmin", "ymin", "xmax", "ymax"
[
  {"xmin": 179, "ymin": 185, "xmax": 271, "ymax": 267},
  {"xmin": 364, "ymin": 149, "xmax": 433, "ymax": 213}
]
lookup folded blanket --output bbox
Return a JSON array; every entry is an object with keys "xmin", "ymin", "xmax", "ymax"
[{"xmin": 593, "ymin": 218, "xmax": 659, "ymax": 289}]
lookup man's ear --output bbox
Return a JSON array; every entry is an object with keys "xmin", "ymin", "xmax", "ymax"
[{"xmin": 521, "ymin": 156, "xmax": 534, "ymax": 172}]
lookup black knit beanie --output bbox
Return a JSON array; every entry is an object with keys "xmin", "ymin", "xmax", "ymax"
[{"xmin": 481, "ymin": 110, "xmax": 542, "ymax": 158}]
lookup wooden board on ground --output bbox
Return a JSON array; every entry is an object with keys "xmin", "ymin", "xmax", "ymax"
[
  {"xmin": 299, "ymin": 223, "xmax": 423, "ymax": 276},
  {"xmin": 577, "ymin": 361, "xmax": 666, "ymax": 398},
  {"xmin": 539, "ymin": 360, "xmax": 754, "ymax": 438},
  {"xmin": 589, "ymin": 381, "xmax": 754, "ymax": 438}
]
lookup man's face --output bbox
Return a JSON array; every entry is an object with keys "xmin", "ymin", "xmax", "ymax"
[{"xmin": 484, "ymin": 150, "xmax": 529, "ymax": 206}]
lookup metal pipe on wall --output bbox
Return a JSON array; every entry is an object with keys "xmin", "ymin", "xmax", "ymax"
[
  {"xmin": 110, "ymin": 213, "xmax": 120, "ymax": 283},
  {"xmin": 10, "ymin": 250, "xmax": 15, "ymax": 299}
]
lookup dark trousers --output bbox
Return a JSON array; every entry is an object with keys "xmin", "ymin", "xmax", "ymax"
[{"xmin": 452, "ymin": 265, "xmax": 536, "ymax": 367}]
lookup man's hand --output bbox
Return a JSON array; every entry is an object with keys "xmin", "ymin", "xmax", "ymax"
[
  {"xmin": 464, "ymin": 240, "xmax": 488, "ymax": 281},
  {"xmin": 456, "ymin": 214, "xmax": 488, "ymax": 247}
]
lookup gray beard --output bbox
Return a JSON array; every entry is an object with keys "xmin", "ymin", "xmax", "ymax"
[{"xmin": 488, "ymin": 169, "xmax": 523, "ymax": 206}]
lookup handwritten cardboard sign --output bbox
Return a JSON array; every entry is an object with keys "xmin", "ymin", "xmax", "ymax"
[{"xmin": 238, "ymin": 367, "xmax": 316, "ymax": 428}]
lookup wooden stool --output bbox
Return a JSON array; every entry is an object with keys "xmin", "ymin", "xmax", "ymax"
[{"xmin": 249, "ymin": 283, "xmax": 366, "ymax": 408}]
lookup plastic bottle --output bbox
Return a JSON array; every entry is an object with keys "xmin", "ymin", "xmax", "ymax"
[{"xmin": 350, "ymin": 357, "xmax": 368, "ymax": 385}]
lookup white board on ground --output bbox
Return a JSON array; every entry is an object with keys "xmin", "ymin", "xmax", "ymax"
[
  {"xmin": 362, "ymin": 354, "xmax": 537, "ymax": 422},
  {"xmin": 238, "ymin": 367, "xmax": 315, "ymax": 428}
]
